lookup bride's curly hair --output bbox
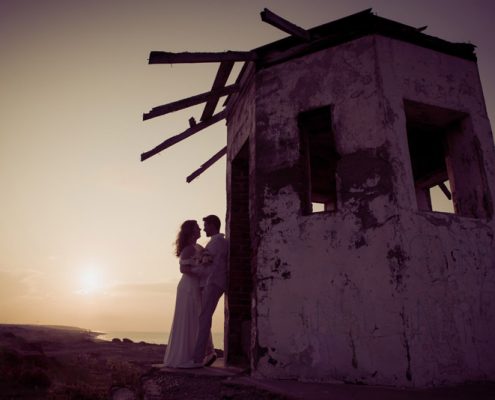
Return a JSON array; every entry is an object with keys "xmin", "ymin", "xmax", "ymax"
[{"xmin": 175, "ymin": 220, "xmax": 198, "ymax": 257}]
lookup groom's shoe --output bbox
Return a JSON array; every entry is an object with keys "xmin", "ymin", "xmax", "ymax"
[
  {"xmin": 177, "ymin": 360, "xmax": 203, "ymax": 369},
  {"xmin": 204, "ymin": 353, "xmax": 217, "ymax": 367}
]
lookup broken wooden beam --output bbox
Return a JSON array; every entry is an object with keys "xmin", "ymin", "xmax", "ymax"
[
  {"xmin": 200, "ymin": 61, "xmax": 234, "ymax": 121},
  {"xmin": 141, "ymin": 110, "xmax": 227, "ymax": 162},
  {"xmin": 149, "ymin": 51, "xmax": 257, "ymax": 64},
  {"xmin": 143, "ymin": 84, "xmax": 237, "ymax": 121},
  {"xmin": 260, "ymin": 8, "xmax": 311, "ymax": 41},
  {"xmin": 186, "ymin": 146, "xmax": 227, "ymax": 183},
  {"xmin": 438, "ymin": 181, "xmax": 452, "ymax": 200}
]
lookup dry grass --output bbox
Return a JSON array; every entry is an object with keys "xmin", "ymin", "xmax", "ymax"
[
  {"xmin": 0, "ymin": 324, "xmax": 162, "ymax": 399},
  {"xmin": 0, "ymin": 325, "xmax": 288, "ymax": 400}
]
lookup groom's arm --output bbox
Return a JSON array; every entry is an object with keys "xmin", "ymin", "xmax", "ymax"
[{"xmin": 207, "ymin": 238, "xmax": 228, "ymax": 272}]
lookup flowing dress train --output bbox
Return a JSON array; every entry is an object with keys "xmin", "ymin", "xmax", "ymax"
[{"xmin": 163, "ymin": 248, "xmax": 202, "ymax": 367}]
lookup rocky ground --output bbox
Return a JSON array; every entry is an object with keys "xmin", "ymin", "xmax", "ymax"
[
  {"xmin": 2, "ymin": 324, "xmax": 494, "ymax": 400},
  {"xmin": 0, "ymin": 324, "xmax": 286, "ymax": 399}
]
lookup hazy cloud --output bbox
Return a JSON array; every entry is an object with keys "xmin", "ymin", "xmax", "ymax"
[{"xmin": 0, "ymin": 270, "xmax": 29, "ymax": 300}]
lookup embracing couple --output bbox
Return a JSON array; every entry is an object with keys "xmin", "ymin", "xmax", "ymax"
[{"xmin": 163, "ymin": 215, "xmax": 228, "ymax": 369}]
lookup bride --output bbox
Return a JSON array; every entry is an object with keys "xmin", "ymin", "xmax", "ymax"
[{"xmin": 163, "ymin": 220, "xmax": 212, "ymax": 367}]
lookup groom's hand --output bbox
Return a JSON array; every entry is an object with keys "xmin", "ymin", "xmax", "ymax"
[{"xmin": 200, "ymin": 250, "xmax": 213, "ymax": 265}]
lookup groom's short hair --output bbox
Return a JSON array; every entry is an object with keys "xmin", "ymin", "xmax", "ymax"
[{"xmin": 203, "ymin": 215, "xmax": 221, "ymax": 231}]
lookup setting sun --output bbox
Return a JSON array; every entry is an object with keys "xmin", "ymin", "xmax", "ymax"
[{"xmin": 78, "ymin": 267, "xmax": 103, "ymax": 295}]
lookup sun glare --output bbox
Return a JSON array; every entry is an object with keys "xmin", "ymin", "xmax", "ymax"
[{"xmin": 78, "ymin": 267, "xmax": 103, "ymax": 295}]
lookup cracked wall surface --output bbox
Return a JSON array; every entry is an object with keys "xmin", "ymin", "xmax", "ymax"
[{"xmin": 226, "ymin": 35, "xmax": 495, "ymax": 387}]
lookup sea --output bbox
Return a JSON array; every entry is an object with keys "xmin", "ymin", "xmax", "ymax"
[{"xmin": 97, "ymin": 331, "xmax": 224, "ymax": 350}]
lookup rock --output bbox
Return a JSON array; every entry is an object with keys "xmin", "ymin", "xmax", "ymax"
[
  {"xmin": 112, "ymin": 338, "xmax": 122, "ymax": 343},
  {"xmin": 111, "ymin": 387, "xmax": 136, "ymax": 400},
  {"xmin": 141, "ymin": 375, "xmax": 163, "ymax": 398},
  {"xmin": 122, "ymin": 338, "xmax": 133, "ymax": 344}
]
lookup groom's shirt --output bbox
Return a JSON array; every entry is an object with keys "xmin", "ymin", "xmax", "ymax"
[{"xmin": 205, "ymin": 233, "xmax": 229, "ymax": 291}]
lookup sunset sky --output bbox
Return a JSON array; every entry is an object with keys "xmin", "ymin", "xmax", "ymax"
[{"xmin": 1, "ymin": 0, "xmax": 494, "ymax": 338}]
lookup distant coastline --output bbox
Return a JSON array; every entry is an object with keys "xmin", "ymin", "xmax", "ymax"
[
  {"xmin": 97, "ymin": 330, "xmax": 224, "ymax": 349},
  {"xmin": 97, "ymin": 330, "xmax": 166, "ymax": 345},
  {"xmin": 0, "ymin": 323, "xmax": 102, "ymax": 338},
  {"xmin": 0, "ymin": 323, "xmax": 93, "ymax": 332},
  {"xmin": 0, "ymin": 324, "xmax": 224, "ymax": 349}
]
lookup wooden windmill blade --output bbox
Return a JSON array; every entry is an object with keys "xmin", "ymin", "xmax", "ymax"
[
  {"xmin": 141, "ymin": 110, "xmax": 227, "ymax": 162},
  {"xmin": 186, "ymin": 146, "xmax": 227, "ymax": 183}
]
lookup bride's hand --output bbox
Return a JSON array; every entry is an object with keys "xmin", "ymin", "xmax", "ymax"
[{"xmin": 199, "ymin": 249, "xmax": 213, "ymax": 265}]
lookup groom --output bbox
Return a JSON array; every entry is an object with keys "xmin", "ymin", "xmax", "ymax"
[{"xmin": 182, "ymin": 214, "xmax": 228, "ymax": 368}]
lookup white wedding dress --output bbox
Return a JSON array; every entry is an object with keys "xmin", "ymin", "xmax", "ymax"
[{"xmin": 163, "ymin": 245, "xmax": 206, "ymax": 367}]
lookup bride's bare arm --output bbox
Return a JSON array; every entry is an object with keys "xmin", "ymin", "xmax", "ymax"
[{"xmin": 179, "ymin": 245, "xmax": 196, "ymax": 274}]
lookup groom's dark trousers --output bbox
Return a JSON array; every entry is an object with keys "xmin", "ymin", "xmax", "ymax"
[{"xmin": 193, "ymin": 283, "xmax": 224, "ymax": 363}]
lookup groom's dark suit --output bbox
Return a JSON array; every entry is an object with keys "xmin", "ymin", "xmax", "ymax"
[{"xmin": 193, "ymin": 233, "xmax": 228, "ymax": 363}]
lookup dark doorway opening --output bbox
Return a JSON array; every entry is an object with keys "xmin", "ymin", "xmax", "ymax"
[{"xmin": 226, "ymin": 141, "xmax": 251, "ymax": 367}]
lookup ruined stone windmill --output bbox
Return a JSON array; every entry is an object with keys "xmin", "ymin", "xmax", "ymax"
[{"xmin": 142, "ymin": 9, "xmax": 495, "ymax": 388}]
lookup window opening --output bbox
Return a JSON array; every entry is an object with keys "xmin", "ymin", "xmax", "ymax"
[
  {"xmin": 298, "ymin": 105, "xmax": 339, "ymax": 214},
  {"xmin": 406, "ymin": 119, "xmax": 454, "ymax": 213},
  {"xmin": 312, "ymin": 202, "xmax": 326, "ymax": 213},
  {"xmin": 404, "ymin": 99, "xmax": 490, "ymax": 218}
]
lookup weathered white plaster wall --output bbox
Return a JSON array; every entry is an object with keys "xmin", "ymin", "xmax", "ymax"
[
  {"xmin": 241, "ymin": 35, "xmax": 495, "ymax": 387},
  {"xmin": 376, "ymin": 37, "xmax": 495, "ymax": 218}
]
